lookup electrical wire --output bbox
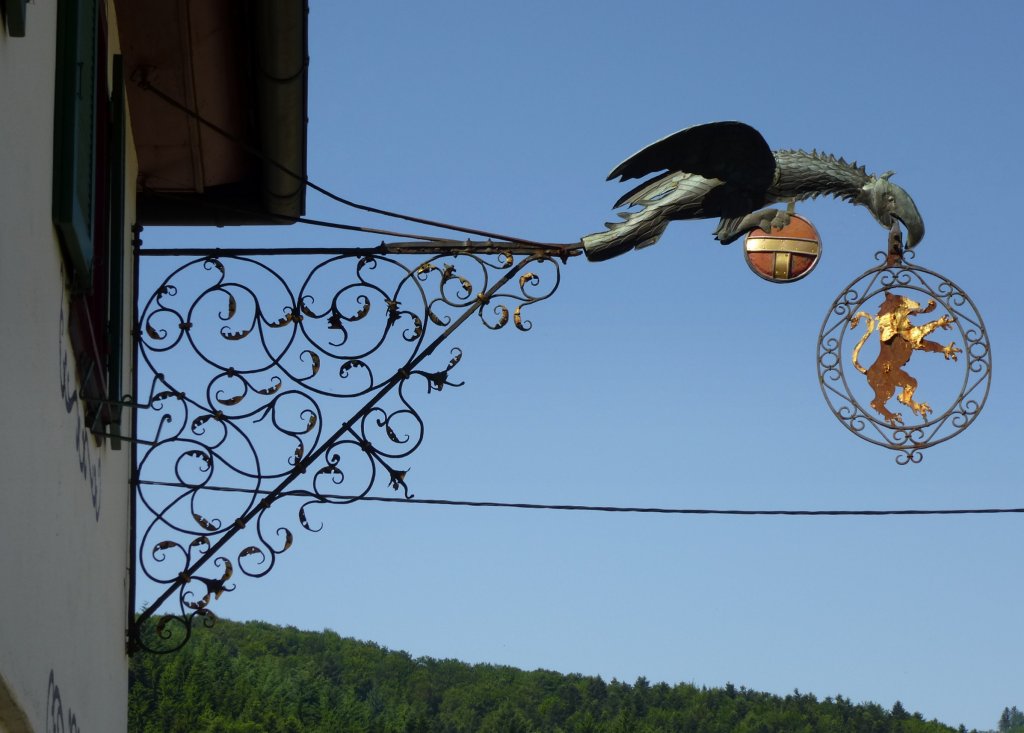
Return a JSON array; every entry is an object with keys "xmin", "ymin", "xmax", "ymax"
[
  {"xmin": 139, "ymin": 187, "xmax": 475, "ymax": 243},
  {"xmin": 135, "ymin": 479, "xmax": 1024, "ymax": 518},
  {"xmin": 137, "ymin": 189, "xmax": 581, "ymax": 257},
  {"xmin": 134, "ymin": 75, "xmax": 573, "ymax": 250}
]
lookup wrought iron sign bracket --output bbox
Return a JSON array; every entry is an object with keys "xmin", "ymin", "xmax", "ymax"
[
  {"xmin": 127, "ymin": 237, "xmax": 577, "ymax": 654},
  {"xmin": 120, "ymin": 97, "xmax": 993, "ymax": 653}
]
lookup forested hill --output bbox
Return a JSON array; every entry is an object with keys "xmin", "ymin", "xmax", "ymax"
[{"xmin": 128, "ymin": 618, "xmax": 979, "ymax": 733}]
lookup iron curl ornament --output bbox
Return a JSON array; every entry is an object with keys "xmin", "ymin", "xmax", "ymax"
[
  {"xmin": 128, "ymin": 243, "xmax": 569, "ymax": 653},
  {"xmin": 817, "ymin": 225, "xmax": 991, "ymax": 463}
]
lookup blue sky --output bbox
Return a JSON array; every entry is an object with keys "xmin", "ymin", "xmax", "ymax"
[{"xmin": 139, "ymin": 1, "xmax": 1024, "ymax": 729}]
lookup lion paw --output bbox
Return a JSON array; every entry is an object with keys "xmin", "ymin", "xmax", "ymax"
[
  {"xmin": 884, "ymin": 412, "xmax": 904, "ymax": 427},
  {"xmin": 944, "ymin": 343, "xmax": 962, "ymax": 361},
  {"xmin": 939, "ymin": 315, "xmax": 956, "ymax": 330},
  {"xmin": 915, "ymin": 402, "xmax": 933, "ymax": 419}
]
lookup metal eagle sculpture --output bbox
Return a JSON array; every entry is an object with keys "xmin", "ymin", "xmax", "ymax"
[{"xmin": 582, "ymin": 121, "xmax": 924, "ymax": 262}]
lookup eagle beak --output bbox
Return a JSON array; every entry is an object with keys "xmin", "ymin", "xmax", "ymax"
[
  {"xmin": 893, "ymin": 192, "xmax": 925, "ymax": 248},
  {"xmin": 860, "ymin": 176, "xmax": 925, "ymax": 249},
  {"xmin": 898, "ymin": 214, "xmax": 924, "ymax": 249}
]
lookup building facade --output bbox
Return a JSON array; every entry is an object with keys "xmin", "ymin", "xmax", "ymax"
[{"xmin": 0, "ymin": 1, "xmax": 306, "ymax": 729}]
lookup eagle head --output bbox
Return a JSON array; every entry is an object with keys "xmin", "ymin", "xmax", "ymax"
[{"xmin": 857, "ymin": 173, "xmax": 925, "ymax": 248}]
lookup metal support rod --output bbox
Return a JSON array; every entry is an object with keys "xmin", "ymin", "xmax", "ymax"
[
  {"xmin": 886, "ymin": 220, "xmax": 904, "ymax": 265},
  {"xmin": 137, "ymin": 241, "xmax": 580, "ymax": 259},
  {"xmin": 127, "ymin": 223, "xmax": 143, "ymax": 653}
]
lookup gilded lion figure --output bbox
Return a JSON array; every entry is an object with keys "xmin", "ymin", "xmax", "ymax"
[{"xmin": 849, "ymin": 293, "xmax": 961, "ymax": 426}]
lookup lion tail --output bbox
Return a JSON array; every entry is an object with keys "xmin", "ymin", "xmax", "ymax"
[{"xmin": 849, "ymin": 311, "xmax": 875, "ymax": 374}]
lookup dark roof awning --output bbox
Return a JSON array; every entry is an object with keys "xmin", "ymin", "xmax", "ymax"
[{"xmin": 114, "ymin": 0, "xmax": 308, "ymax": 225}]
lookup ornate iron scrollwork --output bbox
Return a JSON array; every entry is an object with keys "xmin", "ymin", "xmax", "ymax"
[
  {"xmin": 129, "ymin": 246, "xmax": 567, "ymax": 653},
  {"xmin": 817, "ymin": 230, "xmax": 990, "ymax": 463}
]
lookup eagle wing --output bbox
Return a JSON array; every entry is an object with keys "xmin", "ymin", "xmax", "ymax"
[{"xmin": 607, "ymin": 121, "xmax": 776, "ymax": 195}]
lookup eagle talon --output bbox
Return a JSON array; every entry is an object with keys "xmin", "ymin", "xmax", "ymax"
[{"xmin": 768, "ymin": 210, "xmax": 791, "ymax": 232}]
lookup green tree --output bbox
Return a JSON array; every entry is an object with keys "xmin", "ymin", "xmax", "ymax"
[
  {"xmin": 1000, "ymin": 706, "xmax": 1024, "ymax": 733},
  {"xmin": 128, "ymin": 617, "xmax": 980, "ymax": 733}
]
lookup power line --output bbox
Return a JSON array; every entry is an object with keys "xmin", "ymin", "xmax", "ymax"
[
  {"xmin": 137, "ymin": 189, "xmax": 579, "ymax": 257},
  {"xmin": 328, "ymin": 496, "xmax": 1024, "ymax": 517},
  {"xmin": 135, "ymin": 76, "xmax": 574, "ymax": 251},
  {"xmin": 135, "ymin": 479, "xmax": 1024, "ymax": 517}
]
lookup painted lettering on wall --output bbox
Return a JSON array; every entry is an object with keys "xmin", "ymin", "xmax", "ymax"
[
  {"xmin": 46, "ymin": 670, "xmax": 82, "ymax": 732},
  {"xmin": 59, "ymin": 298, "xmax": 102, "ymax": 521}
]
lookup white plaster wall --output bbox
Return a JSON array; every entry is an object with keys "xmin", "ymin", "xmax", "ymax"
[{"xmin": 0, "ymin": 2, "xmax": 135, "ymax": 731}]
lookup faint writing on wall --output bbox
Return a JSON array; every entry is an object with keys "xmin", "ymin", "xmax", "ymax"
[
  {"xmin": 46, "ymin": 670, "xmax": 82, "ymax": 733},
  {"xmin": 59, "ymin": 298, "xmax": 102, "ymax": 521}
]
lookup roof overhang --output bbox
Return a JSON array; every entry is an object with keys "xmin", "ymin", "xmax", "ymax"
[{"xmin": 114, "ymin": 0, "xmax": 308, "ymax": 225}]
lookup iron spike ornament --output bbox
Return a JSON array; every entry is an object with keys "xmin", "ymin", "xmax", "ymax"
[{"xmin": 817, "ymin": 223, "xmax": 991, "ymax": 463}]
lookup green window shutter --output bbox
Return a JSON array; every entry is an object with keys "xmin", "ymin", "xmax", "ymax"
[
  {"xmin": 106, "ymin": 54, "xmax": 126, "ymax": 446},
  {"xmin": 52, "ymin": 0, "xmax": 98, "ymax": 291}
]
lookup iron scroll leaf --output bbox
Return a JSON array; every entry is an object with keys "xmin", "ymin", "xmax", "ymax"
[
  {"xmin": 817, "ymin": 245, "xmax": 990, "ymax": 464},
  {"xmin": 129, "ymin": 248, "xmax": 565, "ymax": 653}
]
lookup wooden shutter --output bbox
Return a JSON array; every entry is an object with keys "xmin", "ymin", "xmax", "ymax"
[
  {"xmin": 52, "ymin": 0, "xmax": 98, "ymax": 291},
  {"xmin": 105, "ymin": 54, "xmax": 126, "ymax": 444}
]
